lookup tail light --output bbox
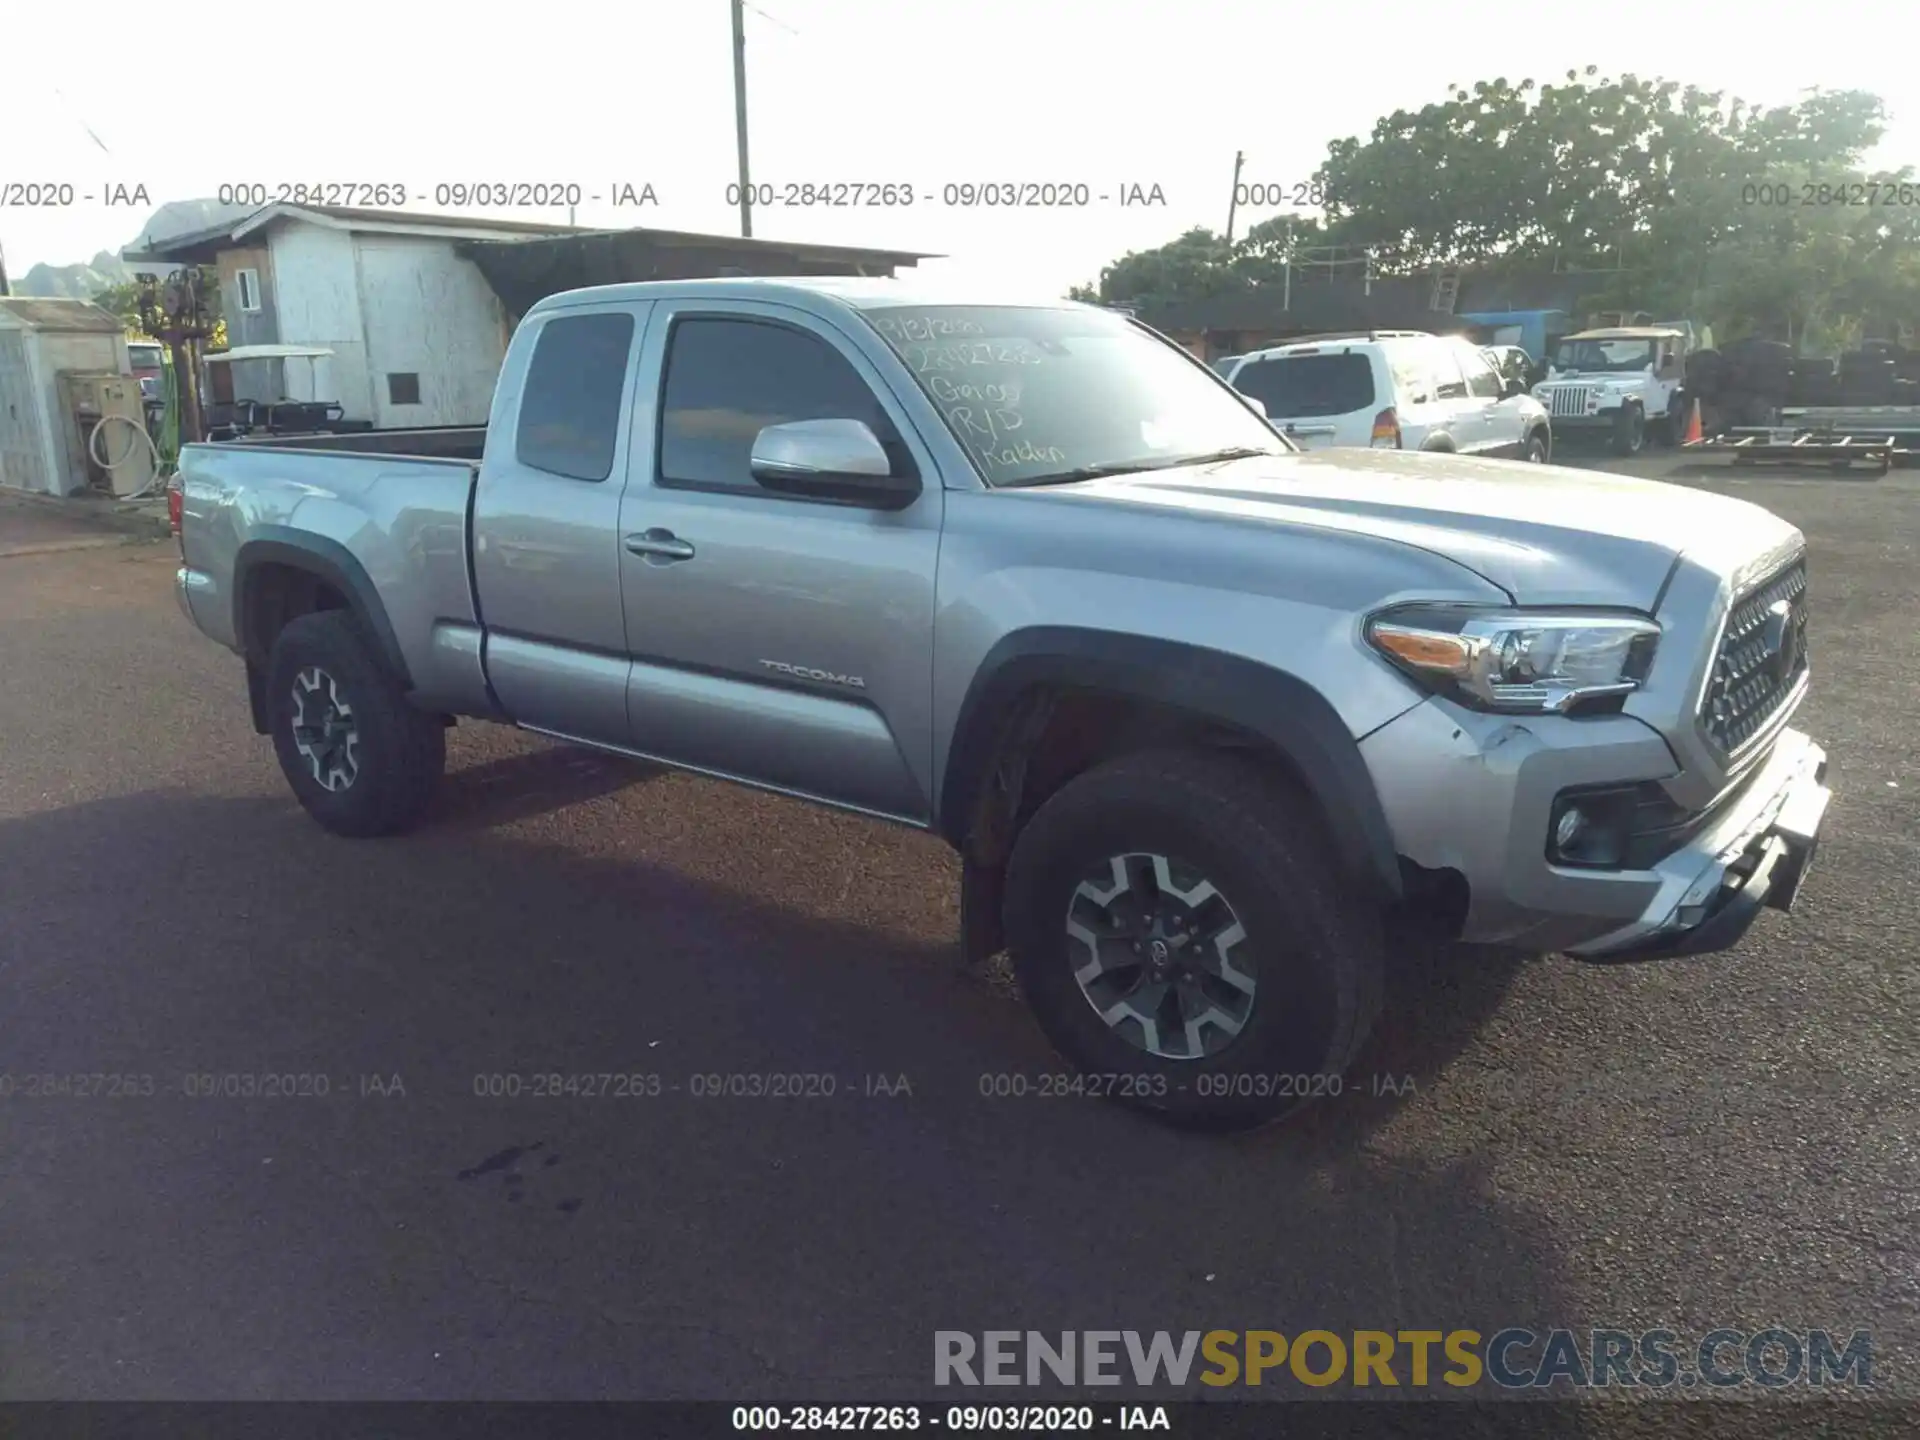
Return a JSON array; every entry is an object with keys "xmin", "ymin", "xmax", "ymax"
[
  {"xmin": 1370, "ymin": 408, "xmax": 1401, "ymax": 448},
  {"xmin": 167, "ymin": 475, "xmax": 183, "ymax": 539}
]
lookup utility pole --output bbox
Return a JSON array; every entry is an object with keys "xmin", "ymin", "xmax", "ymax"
[
  {"xmin": 0, "ymin": 237, "xmax": 10, "ymax": 296},
  {"xmin": 731, "ymin": 0, "xmax": 753, "ymax": 238},
  {"xmin": 1224, "ymin": 151, "xmax": 1244, "ymax": 245},
  {"xmin": 1282, "ymin": 217, "xmax": 1293, "ymax": 312}
]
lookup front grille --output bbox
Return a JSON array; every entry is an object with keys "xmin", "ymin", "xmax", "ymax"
[
  {"xmin": 1546, "ymin": 387, "xmax": 1593, "ymax": 418},
  {"xmin": 1701, "ymin": 560, "xmax": 1809, "ymax": 753}
]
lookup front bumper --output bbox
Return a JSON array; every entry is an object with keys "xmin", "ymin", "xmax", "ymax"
[
  {"xmin": 1567, "ymin": 731, "xmax": 1828, "ymax": 960},
  {"xmin": 1361, "ymin": 699, "xmax": 1831, "ymax": 960},
  {"xmin": 1544, "ymin": 408, "xmax": 1626, "ymax": 430}
]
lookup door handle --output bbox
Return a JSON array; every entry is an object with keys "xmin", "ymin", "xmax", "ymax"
[{"xmin": 625, "ymin": 529, "xmax": 695, "ymax": 561}]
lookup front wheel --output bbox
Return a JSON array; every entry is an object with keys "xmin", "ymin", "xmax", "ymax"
[
  {"xmin": 1523, "ymin": 430, "xmax": 1549, "ymax": 463},
  {"xmin": 1610, "ymin": 405, "xmax": 1647, "ymax": 456},
  {"xmin": 1002, "ymin": 749, "xmax": 1384, "ymax": 1130},
  {"xmin": 265, "ymin": 611, "xmax": 446, "ymax": 837}
]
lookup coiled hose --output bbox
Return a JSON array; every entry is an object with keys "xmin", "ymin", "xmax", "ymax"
[
  {"xmin": 88, "ymin": 413, "xmax": 168, "ymax": 500},
  {"xmin": 85, "ymin": 358, "xmax": 182, "ymax": 502}
]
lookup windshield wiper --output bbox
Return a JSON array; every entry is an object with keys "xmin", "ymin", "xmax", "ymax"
[{"xmin": 1006, "ymin": 447, "xmax": 1278, "ymax": 489}]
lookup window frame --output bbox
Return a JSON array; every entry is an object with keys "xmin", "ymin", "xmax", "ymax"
[
  {"xmin": 513, "ymin": 308, "xmax": 640, "ymax": 484},
  {"xmin": 235, "ymin": 267, "xmax": 262, "ymax": 314},
  {"xmin": 1422, "ymin": 338, "xmax": 1471, "ymax": 400},
  {"xmin": 386, "ymin": 371, "xmax": 421, "ymax": 406},
  {"xmin": 652, "ymin": 311, "xmax": 919, "ymax": 502},
  {"xmin": 1230, "ymin": 350, "xmax": 1377, "ymax": 419},
  {"xmin": 1450, "ymin": 339, "xmax": 1504, "ymax": 400}
]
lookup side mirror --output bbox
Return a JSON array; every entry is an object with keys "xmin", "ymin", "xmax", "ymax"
[
  {"xmin": 749, "ymin": 418, "xmax": 919, "ymax": 510},
  {"xmin": 1238, "ymin": 391, "xmax": 1268, "ymax": 418}
]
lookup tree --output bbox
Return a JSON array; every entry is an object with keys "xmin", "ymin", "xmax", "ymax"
[
  {"xmin": 1312, "ymin": 72, "xmax": 1889, "ymax": 273},
  {"xmin": 88, "ymin": 279, "xmax": 149, "ymax": 333},
  {"xmin": 91, "ymin": 271, "xmax": 228, "ymax": 348},
  {"xmin": 1068, "ymin": 228, "xmax": 1249, "ymax": 309},
  {"xmin": 1067, "ymin": 74, "xmax": 1915, "ymax": 346}
]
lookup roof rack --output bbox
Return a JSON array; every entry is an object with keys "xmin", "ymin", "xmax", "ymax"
[{"xmin": 1267, "ymin": 329, "xmax": 1431, "ymax": 346}]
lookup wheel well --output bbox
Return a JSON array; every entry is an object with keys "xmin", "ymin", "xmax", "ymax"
[
  {"xmin": 954, "ymin": 684, "xmax": 1353, "ymax": 965},
  {"xmin": 964, "ymin": 685, "xmax": 1327, "ymax": 865},
  {"xmin": 241, "ymin": 562, "xmax": 351, "ymax": 666}
]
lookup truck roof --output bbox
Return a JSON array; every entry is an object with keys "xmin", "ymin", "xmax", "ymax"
[
  {"xmin": 527, "ymin": 274, "xmax": 1089, "ymax": 317},
  {"xmin": 1563, "ymin": 327, "xmax": 1684, "ymax": 340}
]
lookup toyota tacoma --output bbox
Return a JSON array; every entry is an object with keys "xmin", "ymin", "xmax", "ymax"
[{"xmin": 172, "ymin": 278, "xmax": 1830, "ymax": 1128}]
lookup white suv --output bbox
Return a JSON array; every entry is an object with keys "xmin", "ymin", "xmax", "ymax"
[{"xmin": 1222, "ymin": 331, "xmax": 1552, "ymax": 461}]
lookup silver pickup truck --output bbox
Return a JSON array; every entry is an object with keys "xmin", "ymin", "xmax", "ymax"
[{"xmin": 174, "ymin": 277, "xmax": 1830, "ymax": 1128}]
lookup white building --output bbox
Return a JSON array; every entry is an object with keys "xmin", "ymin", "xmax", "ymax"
[
  {"xmin": 0, "ymin": 298, "xmax": 131, "ymax": 494},
  {"xmin": 123, "ymin": 204, "xmax": 585, "ymax": 429}
]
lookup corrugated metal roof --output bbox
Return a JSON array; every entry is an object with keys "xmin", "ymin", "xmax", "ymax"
[
  {"xmin": 122, "ymin": 203, "xmax": 597, "ymax": 262},
  {"xmin": 457, "ymin": 228, "xmax": 937, "ymax": 317},
  {"xmin": 0, "ymin": 297, "xmax": 126, "ymax": 333}
]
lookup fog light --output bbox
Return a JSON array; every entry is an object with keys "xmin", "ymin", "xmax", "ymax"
[{"xmin": 1555, "ymin": 806, "xmax": 1588, "ymax": 850}]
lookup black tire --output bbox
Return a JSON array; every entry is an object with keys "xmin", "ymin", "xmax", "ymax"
[
  {"xmin": 1002, "ymin": 749, "xmax": 1385, "ymax": 1131},
  {"xmin": 265, "ymin": 611, "xmax": 446, "ymax": 838},
  {"xmin": 1523, "ymin": 429, "xmax": 1549, "ymax": 463},
  {"xmin": 1655, "ymin": 393, "xmax": 1688, "ymax": 446},
  {"xmin": 1610, "ymin": 404, "xmax": 1647, "ymax": 456}
]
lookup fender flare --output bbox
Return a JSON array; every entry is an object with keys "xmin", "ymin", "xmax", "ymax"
[
  {"xmin": 939, "ymin": 628, "xmax": 1404, "ymax": 900},
  {"xmin": 232, "ymin": 528, "xmax": 413, "ymax": 688}
]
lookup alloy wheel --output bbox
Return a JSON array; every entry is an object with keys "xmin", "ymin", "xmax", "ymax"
[
  {"xmin": 1064, "ymin": 852, "xmax": 1256, "ymax": 1060},
  {"xmin": 290, "ymin": 666, "xmax": 361, "ymax": 792}
]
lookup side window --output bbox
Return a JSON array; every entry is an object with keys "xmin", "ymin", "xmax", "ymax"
[
  {"xmin": 516, "ymin": 312, "xmax": 636, "ymax": 482},
  {"xmin": 1426, "ymin": 341, "xmax": 1470, "ymax": 400},
  {"xmin": 1386, "ymin": 346, "xmax": 1434, "ymax": 404},
  {"xmin": 658, "ymin": 317, "xmax": 907, "ymax": 493},
  {"xmin": 1455, "ymin": 343, "xmax": 1504, "ymax": 400}
]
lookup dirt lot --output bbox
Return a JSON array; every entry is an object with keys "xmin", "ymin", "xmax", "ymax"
[{"xmin": 0, "ymin": 459, "xmax": 1913, "ymax": 1427}]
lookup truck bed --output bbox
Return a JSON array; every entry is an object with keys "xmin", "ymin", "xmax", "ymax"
[
  {"xmin": 175, "ymin": 439, "xmax": 489, "ymax": 717},
  {"xmin": 216, "ymin": 424, "xmax": 488, "ymax": 461}
]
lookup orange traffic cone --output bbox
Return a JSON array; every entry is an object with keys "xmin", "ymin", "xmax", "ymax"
[{"xmin": 1682, "ymin": 397, "xmax": 1703, "ymax": 445}]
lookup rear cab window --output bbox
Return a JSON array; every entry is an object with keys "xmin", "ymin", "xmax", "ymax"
[
  {"xmin": 516, "ymin": 311, "xmax": 636, "ymax": 481},
  {"xmin": 1232, "ymin": 351, "xmax": 1376, "ymax": 418}
]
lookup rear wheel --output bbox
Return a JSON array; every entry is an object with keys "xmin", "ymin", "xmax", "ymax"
[
  {"xmin": 265, "ymin": 611, "xmax": 445, "ymax": 837},
  {"xmin": 1002, "ymin": 749, "xmax": 1384, "ymax": 1131}
]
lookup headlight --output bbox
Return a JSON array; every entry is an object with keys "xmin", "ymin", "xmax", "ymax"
[{"xmin": 1366, "ymin": 606, "xmax": 1660, "ymax": 713}]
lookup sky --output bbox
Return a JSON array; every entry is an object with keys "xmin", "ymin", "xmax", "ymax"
[{"xmin": 3, "ymin": 0, "xmax": 1916, "ymax": 294}]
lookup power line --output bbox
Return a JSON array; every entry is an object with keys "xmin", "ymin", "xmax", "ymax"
[
  {"xmin": 743, "ymin": 2, "xmax": 799, "ymax": 35},
  {"xmin": 51, "ymin": 88, "xmax": 113, "ymax": 154}
]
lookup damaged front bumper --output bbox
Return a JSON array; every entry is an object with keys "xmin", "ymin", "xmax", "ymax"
[
  {"xmin": 1566, "ymin": 729, "xmax": 1829, "ymax": 961},
  {"xmin": 1362, "ymin": 698, "xmax": 1832, "ymax": 960}
]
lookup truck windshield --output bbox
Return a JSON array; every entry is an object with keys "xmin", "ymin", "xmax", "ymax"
[
  {"xmin": 1552, "ymin": 339, "xmax": 1657, "ymax": 373},
  {"xmin": 862, "ymin": 305, "xmax": 1285, "ymax": 488}
]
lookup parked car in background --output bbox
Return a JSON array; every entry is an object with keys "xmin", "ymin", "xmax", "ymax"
[
  {"xmin": 1222, "ymin": 331, "xmax": 1552, "ymax": 461},
  {"xmin": 1208, "ymin": 353, "xmax": 1245, "ymax": 378},
  {"xmin": 1534, "ymin": 327, "xmax": 1692, "ymax": 455},
  {"xmin": 127, "ymin": 340, "xmax": 165, "ymax": 401}
]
